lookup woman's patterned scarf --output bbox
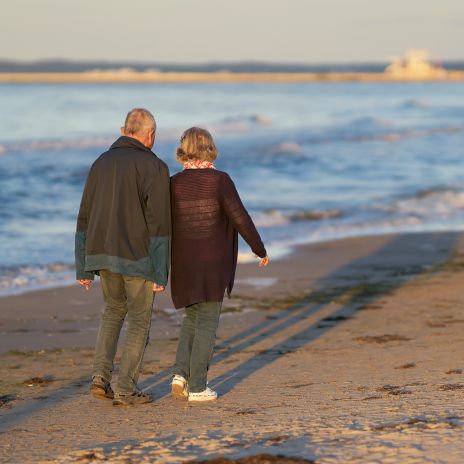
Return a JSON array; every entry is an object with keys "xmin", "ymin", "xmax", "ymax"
[{"xmin": 183, "ymin": 160, "xmax": 216, "ymax": 170}]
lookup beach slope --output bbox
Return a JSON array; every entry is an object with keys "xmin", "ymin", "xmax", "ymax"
[{"xmin": 1, "ymin": 232, "xmax": 464, "ymax": 463}]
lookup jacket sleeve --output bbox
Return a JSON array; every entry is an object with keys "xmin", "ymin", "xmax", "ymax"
[
  {"xmin": 75, "ymin": 167, "xmax": 96, "ymax": 281},
  {"xmin": 221, "ymin": 174, "xmax": 267, "ymax": 258},
  {"xmin": 145, "ymin": 162, "xmax": 171, "ymax": 286}
]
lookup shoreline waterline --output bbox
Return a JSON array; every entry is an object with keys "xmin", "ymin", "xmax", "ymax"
[{"xmin": 1, "ymin": 228, "xmax": 460, "ymax": 299}]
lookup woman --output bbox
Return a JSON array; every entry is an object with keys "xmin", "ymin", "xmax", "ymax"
[{"xmin": 170, "ymin": 127, "xmax": 269, "ymax": 402}]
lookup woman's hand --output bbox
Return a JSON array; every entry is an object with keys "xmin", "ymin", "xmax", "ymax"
[{"xmin": 259, "ymin": 256, "xmax": 269, "ymax": 267}]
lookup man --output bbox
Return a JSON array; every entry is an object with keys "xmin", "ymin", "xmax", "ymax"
[{"xmin": 75, "ymin": 108, "xmax": 170, "ymax": 406}]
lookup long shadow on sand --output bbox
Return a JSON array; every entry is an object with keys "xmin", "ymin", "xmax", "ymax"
[
  {"xmin": 211, "ymin": 232, "xmax": 459, "ymax": 395},
  {"xmin": 0, "ymin": 375, "xmax": 90, "ymax": 432},
  {"xmin": 142, "ymin": 231, "xmax": 459, "ymax": 399},
  {"xmin": 0, "ymin": 232, "xmax": 459, "ymax": 433}
]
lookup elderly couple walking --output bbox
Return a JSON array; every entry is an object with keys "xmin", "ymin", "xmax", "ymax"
[{"xmin": 75, "ymin": 108, "xmax": 268, "ymax": 405}]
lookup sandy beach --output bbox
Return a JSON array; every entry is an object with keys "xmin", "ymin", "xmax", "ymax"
[
  {"xmin": 1, "ymin": 71, "xmax": 464, "ymax": 84},
  {"xmin": 2, "ymin": 231, "xmax": 464, "ymax": 463}
]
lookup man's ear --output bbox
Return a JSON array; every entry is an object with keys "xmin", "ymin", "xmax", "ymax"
[
  {"xmin": 120, "ymin": 127, "xmax": 125, "ymax": 135},
  {"xmin": 147, "ymin": 129, "xmax": 155, "ymax": 149}
]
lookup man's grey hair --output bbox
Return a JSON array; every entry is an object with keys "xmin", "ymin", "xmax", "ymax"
[{"xmin": 123, "ymin": 108, "xmax": 156, "ymax": 135}]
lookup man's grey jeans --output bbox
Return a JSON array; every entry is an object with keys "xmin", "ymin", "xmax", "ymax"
[
  {"xmin": 174, "ymin": 302, "xmax": 222, "ymax": 393},
  {"xmin": 93, "ymin": 270, "xmax": 154, "ymax": 394}
]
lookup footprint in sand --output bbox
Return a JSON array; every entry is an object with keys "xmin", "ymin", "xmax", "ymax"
[
  {"xmin": 22, "ymin": 375, "xmax": 54, "ymax": 386},
  {"xmin": 376, "ymin": 385, "xmax": 413, "ymax": 396}
]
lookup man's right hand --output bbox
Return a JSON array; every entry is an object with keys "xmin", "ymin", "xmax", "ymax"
[{"xmin": 153, "ymin": 283, "xmax": 165, "ymax": 293}]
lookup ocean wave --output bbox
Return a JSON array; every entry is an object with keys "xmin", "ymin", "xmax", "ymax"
[
  {"xmin": 327, "ymin": 115, "xmax": 464, "ymax": 144},
  {"xmin": 294, "ymin": 217, "xmax": 461, "ymax": 247},
  {"xmin": 352, "ymin": 125, "xmax": 464, "ymax": 143},
  {"xmin": 290, "ymin": 209, "xmax": 343, "ymax": 221},
  {"xmin": 0, "ymin": 262, "xmax": 75, "ymax": 296},
  {"xmin": 0, "ymin": 136, "xmax": 115, "ymax": 156},
  {"xmin": 302, "ymin": 115, "xmax": 464, "ymax": 146},
  {"xmin": 0, "ymin": 114, "xmax": 273, "ymax": 156},
  {"xmin": 253, "ymin": 210, "xmax": 289, "ymax": 227},
  {"xmin": 207, "ymin": 114, "xmax": 273, "ymax": 136},
  {"xmin": 253, "ymin": 208, "xmax": 343, "ymax": 228},
  {"xmin": 263, "ymin": 141, "xmax": 305, "ymax": 157},
  {"xmin": 2, "ymin": 119, "xmax": 463, "ymax": 158},
  {"xmin": 402, "ymin": 99, "xmax": 431, "ymax": 109},
  {"xmin": 3, "ymin": 187, "xmax": 464, "ymax": 297},
  {"xmin": 221, "ymin": 114, "xmax": 272, "ymax": 127},
  {"xmin": 252, "ymin": 188, "xmax": 464, "ymax": 232},
  {"xmin": 344, "ymin": 116, "xmax": 393, "ymax": 129},
  {"xmin": 372, "ymin": 187, "xmax": 464, "ymax": 218}
]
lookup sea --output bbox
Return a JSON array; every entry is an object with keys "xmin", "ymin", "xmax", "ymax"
[{"xmin": 1, "ymin": 81, "xmax": 464, "ymax": 296}]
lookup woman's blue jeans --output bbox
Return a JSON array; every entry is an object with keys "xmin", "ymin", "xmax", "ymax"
[
  {"xmin": 93, "ymin": 270, "xmax": 154, "ymax": 394},
  {"xmin": 174, "ymin": 302, "xmax": 222, "ymax": 392}
]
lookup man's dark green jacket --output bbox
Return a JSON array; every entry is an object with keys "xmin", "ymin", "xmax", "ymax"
[{"xmin": 75, "ymin": 136, "xmax": 171, "ymax": 285}]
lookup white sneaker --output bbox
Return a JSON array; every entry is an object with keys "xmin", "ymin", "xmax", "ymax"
[
  {"xmin": 171, "ymin": 375, "xmax": 188, "ymax": 398},
  {"xmin": 188, "ymin": 386, "xmax": 218, "ymax": 402}
]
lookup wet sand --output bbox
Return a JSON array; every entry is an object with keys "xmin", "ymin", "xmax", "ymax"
[{"xmin": 1, "ymin": 232, "xmax": 464, "ymax": 463}]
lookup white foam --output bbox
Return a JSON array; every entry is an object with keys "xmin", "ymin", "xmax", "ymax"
[
  {"xmin": 235, "ymin": 277, "xmax": 278, "ymax": 288},
  {"xmin": 253, "ymin": 210, "xmax": 290, "ymax": 228},
  {"xmin": 237, "ymin": 252, "xmax": 257, "ymax": 264},
  {"xmin": 0, "ymin": 264, "xmax": 76, "ymax": 297},
  {"xmin": 374, "ymin": 189, "xmax": 464, "ymax": 218},
  {"xmin": 265, "ymin": 141, "xmax": 304, "ymax": 156}
]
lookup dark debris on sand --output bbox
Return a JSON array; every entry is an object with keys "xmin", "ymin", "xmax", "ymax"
[
  {"xmin": 376, "ymin": 385, "xmax": 412, "ymax": 396},
  {"xmin": 373, "ymin": 416, "xmax": 462, "ymax": 431},
  {"xmin": 187, "ymin": 455, "xmax": 314, "ymax": 464},
  {"xmin": 0, "ymin": 394, "xmax": 16, "ymax": 407},
  {"xmin": 446, "ymin": 369, "xmax": 463, "ymax": 375},
  {"xmin": 440, "ymin": 384, "xmax": 464, "ymax": 391},
  {"xmin": 22, "ymin": 375, "xmax": 54, "ymax": 386},
  {"xmin": 74, "ymin": 451, "xmax": 105, "ymax": 461},
  {"xmin": 354, "ymin": 334, "xmax": 411, "ymax": 344},
  {"xmin": 395, "ymin": 362, "xmax": 416, "ymax": 369}
]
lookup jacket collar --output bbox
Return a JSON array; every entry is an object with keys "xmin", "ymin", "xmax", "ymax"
[{"xmin": 110, "ymin": 136, "xmax": 152, "ymax": 153}]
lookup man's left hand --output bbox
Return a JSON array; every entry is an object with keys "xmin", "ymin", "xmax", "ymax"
[{"xmin": 78, "ymin": 279, "xmax": 93, "ymax": 290}]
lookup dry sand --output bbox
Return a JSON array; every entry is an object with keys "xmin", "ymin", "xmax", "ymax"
[
  {"xmin": 1, "ymin": 232, "xmax": 464, "ymax": 463},
  {"xmin": 1, "ymin": 71, "xmax": 464, "ymax": 84}
]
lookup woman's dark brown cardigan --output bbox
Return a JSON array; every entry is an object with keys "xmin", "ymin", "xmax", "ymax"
[{"xmin": 170, "ymin": 169, "xmax": 267, "ymax": 309}]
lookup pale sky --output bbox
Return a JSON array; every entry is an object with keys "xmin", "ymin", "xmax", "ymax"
[{"xmin": 2, "ymin": 0, "xmax": 463, "ymax": 63}]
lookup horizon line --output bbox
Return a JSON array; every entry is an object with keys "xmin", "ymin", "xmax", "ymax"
[{"xmin": 2, "ymin": 57, "xmax": 464, "ymax": 66}]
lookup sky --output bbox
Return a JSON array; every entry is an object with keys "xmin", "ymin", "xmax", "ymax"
[{"xmin": 2, "ymin": 0, "xmax": 463, "ymax": 64}]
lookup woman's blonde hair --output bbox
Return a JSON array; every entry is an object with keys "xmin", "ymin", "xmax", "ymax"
[{"xmin": 176, "ymin": 127, "xmax": 218, "ymax": 163}]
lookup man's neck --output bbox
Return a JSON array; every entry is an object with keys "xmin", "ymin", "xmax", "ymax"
[{"xmin": 124, "ymin": 134, "xmax": 150, "ymax": 149}]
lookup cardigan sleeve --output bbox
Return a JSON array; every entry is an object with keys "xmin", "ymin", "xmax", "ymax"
[{"xmin": 220, "ymin": 174, "xmax": 267, "ymax": 258}]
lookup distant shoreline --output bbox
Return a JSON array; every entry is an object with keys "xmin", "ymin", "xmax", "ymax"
[{"xmin": 1, "ymin": 71, "xmax": 464, "ymax": 83}]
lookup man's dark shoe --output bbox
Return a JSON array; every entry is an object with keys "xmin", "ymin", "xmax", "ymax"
[
  {"xmin": 90, "ymin": 376, "xmax": 114, "ymax": 400},
  {"xmin": 112, "ymin": 390, "xmax": 153, "ymax": 406}
]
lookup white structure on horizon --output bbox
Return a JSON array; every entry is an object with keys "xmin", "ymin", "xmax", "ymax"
[{"xmin": 385, "ymin": 49, "xmax": 447, "ymax": 79}]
